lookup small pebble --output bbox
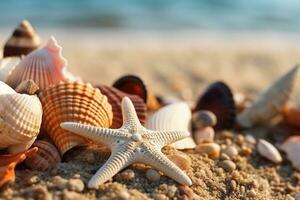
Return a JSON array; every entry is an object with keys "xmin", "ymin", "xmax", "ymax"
[
  {"xmin": 295, "ymin": 193, "xmax": 300, "ymax": 200},
  {"xmin": 245, "ymin": 134, "xmax": 256, "ymax": 145},
  {"xmin": 194, "ymin": 127, "xmax": 215, "ymax": 144},
  {"xmin": 68, "ymin": 178, "xmax": 85, "ymax": 192},
  {"xmin": 117, "ymin": 169, "xmax": 135, "ymax": 182},
  {"xmin": 248, "ymin": 189, "xmax": 256, "ymax": 197},
  {"xmin": 167, "ymin": 151, "xmax": 192, "ymax": 170},
  {"xmin": 146, "ymin": 169, "xmax": 161, "ymax": 182},
  {"xmin": 196, "ymin": 142, "xmax": 220, "ymax": 159},
  {"xmin": 219, "ymin": 153, "xmax": 230, "ymax": 161},
  {"xmin": 222, "ymin": 146, "xmax": 238, "ymax": 158},
  {"xmin": 192, "ymin": 110, "xmax": 217, "ymax": 128},
  {"xmin": 152, "ymin": 193, "xmax": 168, "ymax": 200},
  {"xmin": 51, "ymin": 176, "xmax": 68, "ymax": 190},
  {"xmin": 236, "ymin": 134, "xmax": 245, "ymax": 145},
  {"xmin": 219, "ymin": 160, "xmax": 236, "ymax": 172},
  {"xmin": 117, "ymin": 190, "xmax": 131, "ymax": 200},
  {"xmin": 257, "ymin": 139, "xmax": 282, "ymax": 163},
  {"xmin": 240, "ymin": 146, "xmax": 252, "ymax": 157}
]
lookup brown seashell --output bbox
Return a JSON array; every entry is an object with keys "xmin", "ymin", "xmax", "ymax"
[
  {"xmin": 282, "ymin": 103, "xmax": 300, "ymax": 128},
  {"xmin": 96, "ymin": 85, "xmax": 147, "ymax": 128},
  {"xmin": 167, "ymin": 151, "xmax": 192, "ymax": 171},
  {"xmin": 3, "ymin": 20, "xmax": 41, "ymax": 57},
  {"xmin": 112, "ymin": 75, "xmax": 160, "ymax": 111},
  {"xmin": 15, "ymin": 80, "xmax": 39, "ymax": 95},
  {"xmin": 194, "ymin": 81, "xmax": 236, "ymax": 130},
  {"xmin": 25, "ymin": 140, "xmax": 61, "ymax": 171},
  {"xmin": 195, "ymin": 142, "xmax": 221, "ymax": 159},
  {"xmin": 39, "ymin": 82, "xmax": 113, "ymax": 155}
]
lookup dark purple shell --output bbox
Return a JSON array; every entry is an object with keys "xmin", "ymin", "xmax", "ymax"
[{"xmin": 194, "ymin": 81, "xmax": 236, "ymax": 130}]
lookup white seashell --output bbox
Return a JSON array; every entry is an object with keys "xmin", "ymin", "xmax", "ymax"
[
  {"xmin": 0, "ymin": 81, "xmax": 16, "ymax": 95},
  {"xmin": 0, "ymin": 57, "xmax": 20, "ymax": 82},
  {"xmin": 194, "ymin": 127, "xmax": 215, "ymax": 144},
  {"xmin": 145, "ymin": 102, "xmax": 196, "ymax": 149},
  {"xmin": 257, "ymin": 139, "xmax": 282, "ymax": 163},
  {"xmin": 237, "ymin": 65, "xmax": 298, "ymax": 127},
  {"xmin": 281, "ymin": 136, "xmax": 300, "ymax": 171}
]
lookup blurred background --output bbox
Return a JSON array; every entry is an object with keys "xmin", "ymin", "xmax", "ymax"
[{"xmin": 1, "ymin": 0, "xmax": 300, "ymax": 99}]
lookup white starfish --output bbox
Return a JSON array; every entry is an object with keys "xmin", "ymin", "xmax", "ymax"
[{"xmin": 60, "ymin": 97, "xmax": 192, "ymax": 189}]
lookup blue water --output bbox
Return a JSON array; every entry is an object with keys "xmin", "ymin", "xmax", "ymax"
[{"xmin": 1, "ymin": 0, "xmax": 300, "ymax": 32}]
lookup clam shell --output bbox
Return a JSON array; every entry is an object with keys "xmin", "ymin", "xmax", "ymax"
[
  {"xmin": 39, "ymin": 82, "xmax": 113, "ymax": 155},
  {"xmin": 3, "ymin": 20, "xmax": 41, "ymax": 57},
  {"xmin": 281, "ymin": 136, "xmax": 300, "ymax": 170},
  {"xmin": 0, "ymin": 57, "xmax": 20, "ymax": 82},
  {"xmin": 194, "ymin": 81, "xmax": 235, "ymax": 130},
  {"xmin": 257, "ymin": 139, "xmax": 282, "ymax": 163},
  {"xmin": 0, "ymin": 90, "xmax": 43, "ymax": 154},
  {"xmin": 5, "ymin": 36, "xmax": 77, "ymax": 90},
  {"xmin": 237, "ymin": 65, "xmax": 298, "ymax": 128},
  {"xmin": 25, "ymin": 140, "xmax": 61, "ymax": 171},
  {"xmin": 145, "ymin": 102, "xmax": 196, "ymax": 149},
  {"xmin": 97, "ymin": 85, "xmax": 147, "ymax": 128}
]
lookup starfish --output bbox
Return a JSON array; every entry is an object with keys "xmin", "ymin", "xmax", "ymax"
[{"xmin": 61, "ymin": 97, "xmax": 192, "ymax": 189}]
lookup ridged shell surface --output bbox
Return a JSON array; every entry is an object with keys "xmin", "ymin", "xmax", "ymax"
[
  {"xmin": 0, "ymin": 57, "xmax": 20, "ymax": 82},
  {"xmin": 97, "ymin": 85, "xmax": 147, "ymax": 128},
  {"xmin": 39, "ymin": 82, "xmax": 113, "ymax": 155},
  {"xmin": 0, "ymin": 81, "xmax": 16, "ymax": 95},
  {"xmin": 5, "ymin": 36, "xmax": 76, "ymax": 90},
  {"xmin": 0, "ymin": 93, "xmax": 43, "ymax": 154},
  {"xmin": 237, "ymin": 65, "xmax": 298, "ymax": 128},
  {"xmin": 145, "ymin": 102, "xmax": 196, "ymax": 149}
]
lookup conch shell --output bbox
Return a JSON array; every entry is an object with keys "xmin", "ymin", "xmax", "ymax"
[
  {"xmin": 96, "ymin": 85, "xmax": 147, "ymax": 128},
  {"xmin": 3, "ymin": 20, "xmax": 41, "ymax": 57},
  {"xmin": 39, "ymin": 82, "xmax": 113, "ymax": 155},
  {"xmin": 0, "ymin": 147, "xmax": 38, "ymax": 187},
  {"xmin": 0, "ymin": 57, "xmax": 20, "ymax": 82},
  {"xmin": 0, "ymin": 82, "xmax": 43, "ymax": 154},
  {"xmin": 145, "ymin": 102, "xmax": 196, "ymax": 149},
  {"xmin": 237, "ymin": 65, "xmax": 298, "ymax": 128},
  {"xmin": 5, "ymin": 36, "xmax": 78, "ymax": 90}
]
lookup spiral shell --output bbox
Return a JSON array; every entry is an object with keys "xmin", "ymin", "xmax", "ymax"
[
  {"xmin": 3, "ymin": 20, "xmax": 41, "ymax": 57},
  {"xmin": 39, "ymin": 82, "xmax": 113, "ymax": 155},
  {"xmin": 97, "ymin": 85, "xmax": 147, "ymax": 128},
  {"xmin": 25, "ymin": 140, "xmax": 61, "ymax": 171},
  {"xmin": 5, "ymin": 36, "xmax": 78, "ymax": 90},
  {"xmin": 0, "ymin": 83, "xmax": 43, "ymax": 154}
]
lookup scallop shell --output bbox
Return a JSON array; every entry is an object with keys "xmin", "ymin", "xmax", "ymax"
[
  {"xmin": 3, "ymin": 20, "xmax": 41, "ymax": 57},
  {"xmin": 5, "ymin": 36, "xmax": 78, "ymax": 90},
  {"xmin": 0, "ymin": 57, "xmax": 21, "ymax": 82},
  {"xmin": 0, "ymin": 81, "xmax": 16, "ymax": 95},
  {"xmin": 194, "ymin": 81, "xmax": 236, "ymax": 130},
  {"xmin": 145, "ymin": 102, "xmax": 196, "ymax": 149},
  {"xmin": 113, "ymin": 75, "xmax": 160, "ymax": 111},
  {"xmin": 39, "ymin": 82, "xmax": 113, "ymax": 155},
  {"xmin": 281, "ymin": 136, "xmax": 300, "ymax": 171},
  {"xmin": 0, "ymin": 86, "xmax": 43, "ymax": 154},
  {"xmin": 0, "ymin": 147, "xmax": 38, "ymax": 187},
  {"xmin": 25, "ymin": 140, "xmax": 61, "ymax": 171},
  {"xmin": 237, "ymin": 65, "xmax": 298, "ymax": 128},
  {"xmin": 96, "ymin": 85, "xmax": 147, "ymax": 128},
  {"xmin": 257, "ymin": 139, "xmax": 282, "ymax": 163}
]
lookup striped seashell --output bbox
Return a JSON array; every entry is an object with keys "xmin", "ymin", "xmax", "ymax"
[
  {"xmin": 0, "ymin": 57, "xmax": 20, "ymax": 82},
  {"xmin": 39, "ymin": 82, "xmax": 113, "ymax": 155},
  {"xmin": 5, "ymin": 36, "xmax": 78, "ymax": 90},
  {"xmin": 145, "ymin": 102, "xmax": 196, "ymax": 149},
  {"xmin": 281, "ymin": 136, "xmax": 300, "ymax": 171},
  {"xmin": 96, "ymin": 85, "xmax": 147, "ymax": 128},
  {"xmin": 3, "ymin": 20, "xmax": 41, "ymax": 58},
  {"xmin": 25, "ymin": 140, "xmax": 61, "ymax": 171},
  {"xmin": 0, "ymin": 83, "xmax": 43, "ymax": 154},
  {"xmin": 237, "ymin": 65, "xmax": 298, "ymax": 128}
]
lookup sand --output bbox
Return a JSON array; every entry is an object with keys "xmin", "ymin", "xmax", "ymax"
[{"xmin": 0, "ymin": 31, "xmax": 300, "ymax": 199}]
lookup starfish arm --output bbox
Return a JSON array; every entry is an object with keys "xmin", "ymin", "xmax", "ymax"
[
  {"xmin": 121, "ymin": 97, "xmax": 142, "ymax": 129},
  {"xmin": 144, "ymin": 130, "xmax": 190, "ymax": 147},
  {"xmin": 60, "ymin": 122, "xmax": 129, "ymax": 145},
  {"xmin": 138, "ymin": 145, "xmax": 192, "ymax": 186},
  {"xmin": 88, "ymin": 146, "xmax": 135, "ymax": 189}
]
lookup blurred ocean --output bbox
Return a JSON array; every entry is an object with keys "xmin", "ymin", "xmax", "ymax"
[{"xmin": 0, "ymin": 0, "xmax": 300, "ymax": 32}]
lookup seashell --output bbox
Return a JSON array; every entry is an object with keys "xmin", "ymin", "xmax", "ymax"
[
  {"xmin": 5, "ymin": 36, "xmax": 78, "ymax": 90},
  {"xmin": 257, "ymin": 139, "xmax": 282, "ymax": 163},
  {"xmin": 96, "ymin": 85, "xmax": 147, "ymax": 128},
  {"xmin": 195, "ymin": 142, "xmax": 221, "ymax": 159},
  {"xmin": 145, "ymin": 102, "xmax": 196, "ymax": 149},
  {"xmin": 0, "ymin": 57, "xmax": 20, "ymax": 82},
  {"xmin": 0, "ymin": 81, "xmax": 16, "ymax": 95},
  {"xmin": 194, "ymin": 127, "xmax": 215, "ymax": 144},
  {"xmin": 113, "ymin": 74, "xmax": 160, "ymax": 111},
  {"xmin": 237, "ymin": 65, "xmax": 298, "ymax": 128},
  {"xmin": 15, "ymin": 80, "xmax": 39, "ymax": 95},
  {"xmin": 167, "ymin": 151, "xmax": 192, "ymax": 171},
  {"xmin": 25, "ymin": 140, "xmax": 61, "ymax": 171},
  {"xmin": 282, "ymin": 101, "xmax": 300, "ymax": 128},
  {"xmin": 192, "ymin": 110, "xmax": 217, "ymax": 128},
  {"xmin": 234, "ymin": 92, "xmax": 253, "ymax": 113},
  {"xmin": 39, "ymin": 82, "xmax": 113, "ymax": 155},
  {"xmin": 3, "ymin": 20, "xmax": 41, "ymax": 57},
  {"xmin": 194, "ymin": 81, "xmax": 235, "ymax": 130},
  {"xmin": 281, "ymin": 136, "xmax": 300, "ymax": 170},
  {"xmin": 0, "ymin": 84, "xmax": 43, "ymax": 154},
  {"xmin": 0, "ymin": 147, "xmax": 38, "ymax": 187}
]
